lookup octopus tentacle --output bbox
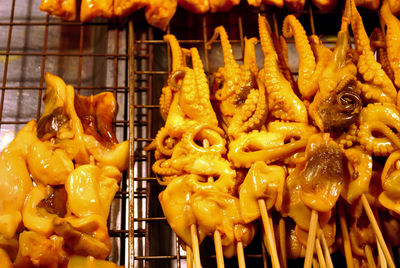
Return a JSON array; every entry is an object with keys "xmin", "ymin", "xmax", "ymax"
[
  {"xmin": 342, "ymin": 146, "xmax": 373, "ymax": 204},
  {"xmin": 379, "ymin": 150, "xmax": 400, "ymax": 215},
  {"xmin": 308, "ymin": 35, "xmax": 333, "ymax": 94},
  {"xmin": 336, "ymin": 123, "xmax": 358, "ymax": 149},
  {"xmin": 228, "ymin": 78, "xmax": 267, "ymax": 139},
  {"xmin": 370, "ymin": 28, "xmax": 395, "ymax": 83},
  {"xmin": 282, "ymin": 15, "xmax": 318, "ymax": 99},
  {"xmin": 350, "ymin": 0, "xmax": 397, "ymax": 104},
  {"xmin": 381, "ymin": 0, "xmax": 400, "ymax": 89},
  {"xmin": 179, "ymin": 48, "xmax": 218, "ymax": 126},
  {"xmin": 358, "ymin": 103, "xmax": 400, "ymax": 156},
  {"xmin": 184, "ymin": 124, "xmax": 226, "ymax": 154},
  {"xmin": 159, "ymin": 35, "xmax": 186, "ymax": 120},
  {"xmin": 209, "ymin": 25, "xmax": 257, "ymax": 130},
  {"xmin": 159, "ymin": 86, "xmax": 173, "ymax": 121},
  {"xmin": 154, "ymin": 127, "xmax": 178, "ymax": 156},
  {"xmin": 208, "ymin": 26, "xmax": 240, "ymax": 76},
  {"xmin": 244, "ymin": 37, "xmax": 258, "ymax": 75},
  {"xmin": 274, "ymin": 35, "xmax": 298, "ymax": 95},
  {"xmin": 309, "ymin": 1, "xmax": 362, "ymax": 132},
  {"xmin": 258, "ymin": 15, "xmax": 308, "ymax": 123},
  {"xmin": 228, "ymin": 127, "xmax": 310, "ymax": 168},
  {"xmin": 164, "ymin": 35, "xmax": 185, "ymax": 72},
  {"xmin": 152, "ymin": 158, "xmax": 182, "ymax": 177}
]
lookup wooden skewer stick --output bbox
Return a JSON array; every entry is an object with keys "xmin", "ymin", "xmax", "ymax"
[
  {"xmin": 259, "ymin": 199, "xmax": 281, "ymax": 268},
  {"xmin": 312, "ymin": 257, "xmax": 319, "ymax": 268},
  {"xmin": 338, "ymin": 202, "xmax": 354, "ymax": 268},
  {"xmin": 304, "ymin": 209, "xmax": 319, "ymax": 268},
  {"xmin": 315, "ymin": 238, "xmax": 327, "ymax": 268},
  {"xmin": 186, "ymin": 245, "xmax": 194, "ymax": 268},
  {"xmin": 318, "ymin": 229, "xmax": 333, "ymax": 268},
  {"xmin": 278, "ymin": 217, "xmax": 287, "ymax": 268},
  {"xmin": 214, "ymin": 231, "xmax": 225, "ymax": 268},
  {"xmin": 190, "ymin": 224, "xmax": 202, "ymax": 268},
  {"xmin": 361, "ymin": 194, "xmax": 395, "ymax": 268},
  {"xmin": 364, "ymin": 244, "xmax": 376, "ymax": 268},
  {"xmin": 237, "ymin": 241, "xmax": 246, "ymax": 268},
  {"xmin": 377, "ymin": 240, "xmax": 387, "ymax": 268},
  {"xmin": 202, "ymin": 139, "xmax": 225, "ymax": 268}
]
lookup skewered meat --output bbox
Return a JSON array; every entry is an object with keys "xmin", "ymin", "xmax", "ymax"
[
  {"xmin": 355, "ymin": 0, "xmax": 380, "ymax": 10},
  {"xmin": 114, "ymin": 0, "xmax": 148, "ymax": 16},
  {"xmin": 80, "ymin": 0, "xmax": 113, "ymax": 22},
  {"xmin": 145, "ymin": 0, "xmax": 177, "ymax": 31},
  {"xmin": 0, "ymin": 72, "xmax": 128, "ymax": 266},
  {"xmin": 239, "ymin": 161, "xmax": 285, "ymax": 223},
  {"xmin": 299, "ymin": 134, "xmax": 344, "ymax": 212},
  {"xmin": 311, "ymin": 0, "xmax": 337, "ymax": 11},
  {"xmin": 40, "ymin": 0, "xmax": 76, "ymax": 21}
]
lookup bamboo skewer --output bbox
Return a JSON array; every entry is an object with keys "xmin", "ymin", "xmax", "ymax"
[
  {"xmin": 279, "ymin": 217, "xmax": 287, "ymax": 268},
  {"xmin": 315, "ymin": 238, "xmax": 327, "ymax": 268},
  {"xmin": 190, "ymin": 224, "xmax": 202, "ymax": 268},
  {"xmin": 237, "ymin": 242, "xmax": 246, "ymax": 268},
  {"xmin": 338, "ymin": 202, "xmax": 354, "ymax": 268},
  {"xmin": 202, "ymin": 139, "xmax": 225, "ymax": 268},
  {"xmin": 365, "ymin": 244, "xmax": 376, "ymax": 268},
  {"xmin": 214, "ymin": 231, "xmax": 225, "ymax": 268},
  {"xmin": 318, "ymin": 229, "xmax": 333, "ymax": 268},
  {"xmin": 361, "ymin": 194, "xmax": 395, "ymax": 268},
  {"xmin": 259, "ymin": 199, "xmax": 281, "ymax": 268},
  {"xmin": 312, "ymin": 258, "xmax": 319, "ymax": 268},
  {"xmin": 304, "ymin": 210, "xmax": 319, "ymax": 268},
  {"xmin": 186, "ymin": 245, "xmax": 194, "ymax": 268},
  {"xmin": 377, "ymin": 241, "xmax": 387, "ymax": 268}
]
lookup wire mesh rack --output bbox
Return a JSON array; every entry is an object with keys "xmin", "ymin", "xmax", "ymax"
[{"xmin": 0, "ymin": 0, "xmax": 385, "ymax": 268}]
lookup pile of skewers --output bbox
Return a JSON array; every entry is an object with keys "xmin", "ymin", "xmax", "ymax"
[{"xmin": 146, "ymin": 0, "xmax": 400, "ymax": 267}]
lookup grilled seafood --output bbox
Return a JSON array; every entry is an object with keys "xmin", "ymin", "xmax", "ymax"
[
  {"xmin": 259, "ymin": 15, "xmax": 308, "ymax": 123},
  {"xmin": 0, "ymin": 73, "xmax": 128, "ymax": 266},
  {"xmin": 309, "ymin": 2, "xmax": 362, "ymax": 133}
]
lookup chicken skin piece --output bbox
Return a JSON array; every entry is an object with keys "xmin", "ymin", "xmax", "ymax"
[
  {"xmin": 312, "ymin": 0, "xmax": 337, "ymax": 11},
  {"xmin": 114, "ymin": 0, "xmax": 148, "ymax": 16},
  {"xmin": 145, "ymin": 0, "xmax": 177, "ymax": 31},
  {"xmin": 355, "ymin": 0, "xmax": 380, "ymax": 10},
  {"xmin": 178, "ymin": 0, "xmax": 209, "ymax": 13},
  {"xmin": 80, "ymin": 0, "xmax": 113, "ymax": 22},
  {"xmin": 40, "ymin": 0, "xmax": 76, "ymax": 21},
  {"xmin": 284, "ymin": 0, "xmax": 305, "ymax": 11}
]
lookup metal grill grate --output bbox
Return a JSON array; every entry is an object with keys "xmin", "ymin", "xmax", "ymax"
[{"xmin": 0, "ymin": 1, "xmax": 383, "ymax": 268}]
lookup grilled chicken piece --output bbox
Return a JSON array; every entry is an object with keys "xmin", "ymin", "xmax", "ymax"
[
  {"xmin": 40, "ymin": 0, "xmax": 76, "ymax": 21},
  {"xmin": 80, "ymin": 0, "xmax": 113, "ymax": 22}
]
